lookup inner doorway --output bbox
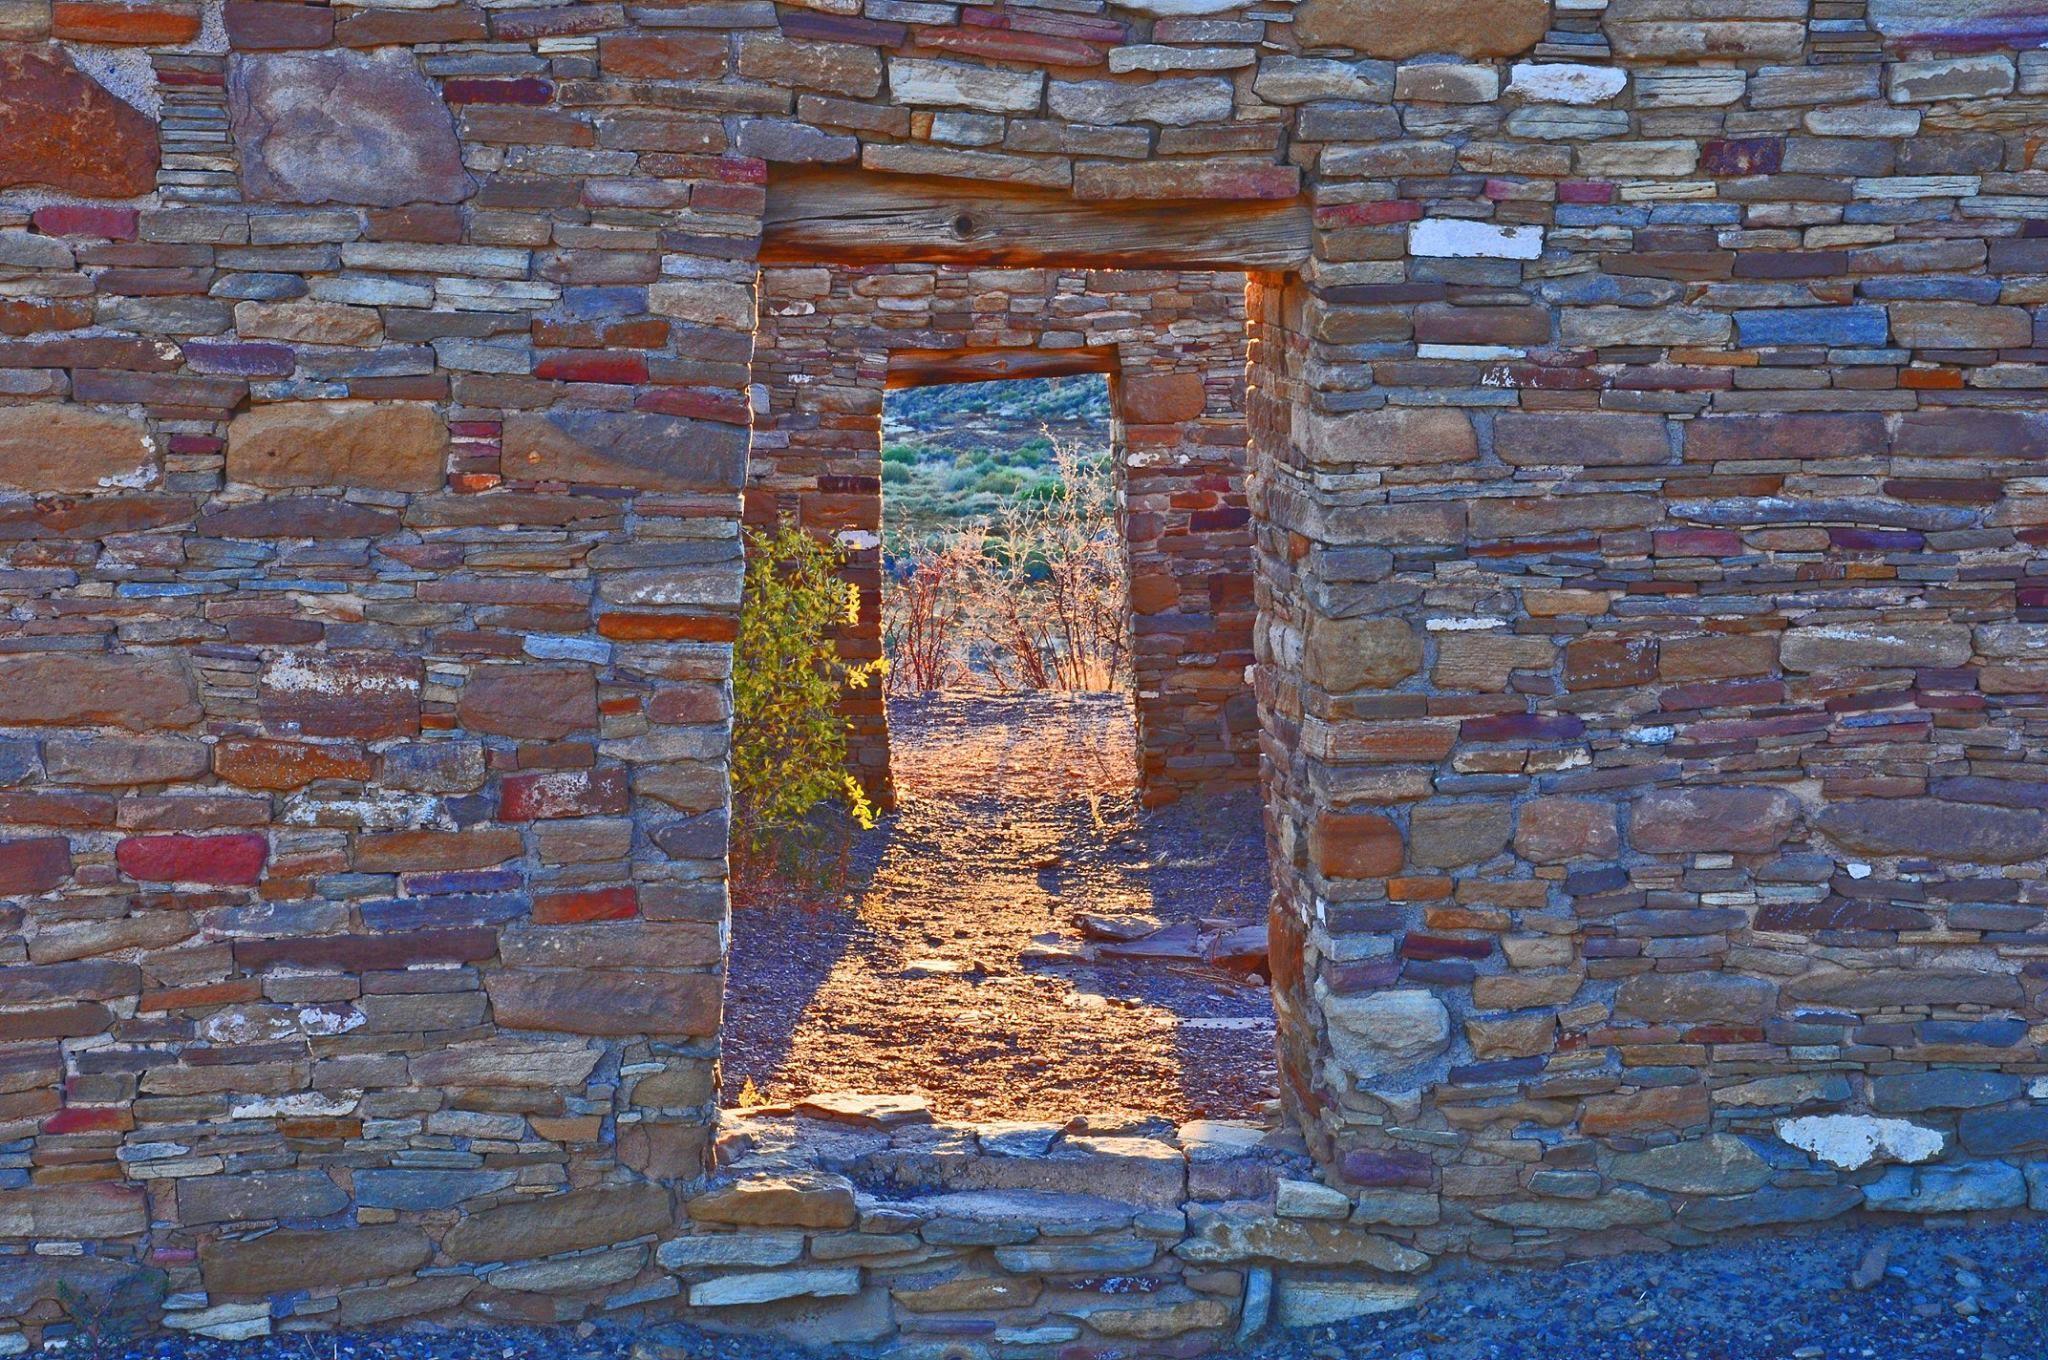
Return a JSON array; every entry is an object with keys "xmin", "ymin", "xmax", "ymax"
[{"xmin": 725, "ymin": 260, "xmax": 1275, "ymax": 1122}]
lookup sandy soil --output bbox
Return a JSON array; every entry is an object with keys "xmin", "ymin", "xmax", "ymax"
[{"xmin": 721, "ymin": 692, "xmax": 1278, "ymax": 1123}]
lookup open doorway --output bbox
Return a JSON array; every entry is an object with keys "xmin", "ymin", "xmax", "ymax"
[{"xmin": 725, "ymin": 266, "xmax": 1274, "ymax": 1124}]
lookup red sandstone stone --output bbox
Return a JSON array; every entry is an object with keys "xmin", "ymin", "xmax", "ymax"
[
  {"xmin": 221, "ymin": 0, "xmax": 332, "ymax": 46},
  {"xmin": 533, "ymin": 352, "xmax": 650, "ymax": 384},
  {"xmin": 52, "ymin": 0, "xmax": 200, "ymax": 43},
  {"xmin": 534, "ymin": 885, "xmax": 638, "ymax": 924},
  {"xmin": 1314, "ymin": 811, "xmax": 1404, "ymax": 879},
  {"xmin": 116, "ymin": 833, "xmax": 268, "ymax": 886},
  {"xmin": 259, "ymin": 652, "xmax": 422, "ymax": 740},
  {"xmin": 0, "ymin": 837, "xmax": 72, "ymax": 895},
  {"xmin": 499, "ymin": 767, "xmax": 630, "ymax": 821},
  {"xmin": 457, "ymin": 665, "xmax": 598, "ymax": 740},
  {"xmin": 214, "ymin": 738, "xmax": 373, "ymax": 791},
  {"xmin": 0, "ymin": 46, "xmax": 158, "ymax": 197}
]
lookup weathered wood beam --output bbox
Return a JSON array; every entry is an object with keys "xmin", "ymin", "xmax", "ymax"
[
  {"xmin": 762, "ymin": 169, "xmax": 1310, "ymax": 271},
  {"xmin": 885, "ymin": 345, "xmax": 1118, "ymax": 390}
]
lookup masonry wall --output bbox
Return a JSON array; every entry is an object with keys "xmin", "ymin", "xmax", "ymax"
[
  {"xmin": 0, "ymin": 0, "xmax": 2046, "ymax": 1353},
  {"xmin": 749, "ymin": 263, "xmax": 1258, "ymax": 806}
]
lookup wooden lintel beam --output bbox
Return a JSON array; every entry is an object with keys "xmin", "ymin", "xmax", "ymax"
[
  {"xmin": 762, "ymin": 168, "xmax": 1310, "ymax": 272},
  {"xmin": 885, "ymin": 345, "xmax": 1118, "ymax": 390}
]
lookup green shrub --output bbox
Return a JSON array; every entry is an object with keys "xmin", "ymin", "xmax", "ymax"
[
  {"xmin": 730, "ymin": 521, "xmax": 879, "ymax": 867},
  {"xmin": 881, "ymin": 462, "xmax": 911, "ymax": 485},
  {"xmin": 881, "ymin": 443, "xmax": 918, "ymax": 465}
]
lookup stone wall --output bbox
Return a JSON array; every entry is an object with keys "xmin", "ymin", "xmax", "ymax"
[
  {"xmin": 749, "ymin": 263, "xmax": 1257, "ymax": 806},
  {"xmin": 1, "ymin": 0, "xmax": 2047, "ymax": 1352}
]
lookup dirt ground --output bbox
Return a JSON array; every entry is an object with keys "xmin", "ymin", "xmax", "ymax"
[{"xmin": 722, "ymin": 692, "xmax": 1278, "ymax": 1122}]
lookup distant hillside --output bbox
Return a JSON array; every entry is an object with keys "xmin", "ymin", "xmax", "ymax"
[
  {"xmin": 885, "ymin": 375, "xmax": 1111, "ymax": 445},
  {"xmin": 882, "ymin": 376, "xmax": 1113, "ymax": 530}
]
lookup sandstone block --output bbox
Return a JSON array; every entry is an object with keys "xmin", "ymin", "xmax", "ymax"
[
  {"xmin": 1890, "ymin": 302, "xmax": 2033, "ymax": 349},
  {"xmin": 688, "ymin": 1173, "xmax": 858, "ymax": 1230},
  {"xmin": 1494, "ymin": 412, "xmax": 1668, "ymax": 467},
  {"xmin": 259, "ymin": 651, "xmax": 421, "ymax": 740},
  {"xmin": 201, "ymin": 1226, "xmax": 431, "ymax": 1296},
  {"xmin": 1301, "ymin": 406, "xmax": 1477, "ymax": 467},
  {"xmin": 1408, "ymin": 802, "xmax": 1510, "ymax": 869},
  {"xmin": 0, "ymin": 653, "xmax": 201, "ymax": 730},
  {"xmin": 1779, "ymin": 622, "xmax": 1973, "ymax": 672},
  {"xmin": 1313, "ymin": 810, "xmax": 1403, "ymax": 879},
  {"xmin": 486, "ymin": 967, "xmax": 720, "ymax": 1037},
  {"xmin": 1580, "ymin": 1085, "xmax": 1711, "ymax": 1137},
  {"xmin": 1815, "ymin": 798, "xmax": 2048, "ymax": 865},
  {"xmin": 505, "ymin": 409, "xmax": 749, "ymax": 493},
  {"xmin": 1677, "ymin": 1185, "xmax": 1862, "ymax": 1233},
  {"xmin": 1294, "ymin": 0, "xmax": 1550, "ymax": 58},
  {"xmin": 1119, "ymin": 372, "xmax": 1206, "ymax": 425},
  {"xmin": 1782, "ymin": 967, "xmax": 2026, "ymax": 1010},
  {"xmin": 1471, "ymin": 970, "xmax": 1582, "ymax": 1011},
  {"xmin": 1515, "ymin": 798, "xmax": 1618, "ymax": 863},
  {"xmin": 1178, "ymin": 1209, "xmax": 1430, "ymax": 1273},
  {"xmin": 179, "ymin": 1171, "xmax": 348, "ymax": 1225},
  {"xmin": 227, "ymin": 401, "xmax": 446, "ymax": 493},
  {"xmin": 199, "ymin": 498, "xmax": 400, "ymax": 539},
  {"xmin": 443, "ymin": 1184, "xmax": 672, "ymax": 1264},
  {"xmin": 1630, "ymin": 786, "xmax": 1800, "ymax": 855},
  {"xmin": 116, "ymin": 833, "xmax": 268, "ymax": 886},
  {"xmin": 1610, "ymin": 1135, "xmax": 1773, "ymax": 1195},
  {"xmin": 457, "ymin": 665, "xmax": 597, "ymax": 740},
  {"xmin": 0, "ymin": 406, "xmax": 156, "ymax": 493},
  {"xmin": 0, "ymin": 45, "xmax": 157, "ymax": 196},
  {"xmin": 1047, "ymin": 77, "xmax": 1234, "ymax": 125},
  {"xmin": 1614, "ymin": 971, "xmax": 1776, "ymax": 1025},
  {"xmin": 1318, "ymin": 986, "xmax": 1450, "ymax": 1076},
  {"xmin": 0, "ymin": 836, "xmax": 71, "ymax": 895},
  {"xmin": 1865, "ymin": 1163, "xmax": 2027, "ymax": 1213},
  {"xmin": 45, "ymin": 734, "xmax": 207, "ymax": 786},
  {"xmin": 1465, "ymin": 1013, "xmax": 1556, "ymax": 1060},
  {"xmin": 214, "ymin": 738, "xmax": 371, "ymax": 791},
  {"xmin": 688, "ymin": 1267, "xmax": 860, "ymax": 1308},
  {"xmin": 1304, "ymin": 616, "xmax": 1422, "ymax": 692},
  {"xmin": 230, "ymin": 49, "xmax": 473, "ymax": 206},
  {"xmin": 1276, "ymin": 1280, "xmax": 1421, "ymax": 1327},
  {"xmin": 887, "ymin": 57, "xmax": 1043, "ymax": 113}
]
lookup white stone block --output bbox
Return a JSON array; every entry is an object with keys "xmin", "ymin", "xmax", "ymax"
[
  {"xmin": 1777, "ymin": 1114, "xmax": 1947, "ymax": 1170},
  {"xmin": 1508, "ymin": 62, "xmax": 1628, "ymax": 104},
  {"xmin": 1408, "ymin": 219, "xmax": 1545, "ymax": 260}
]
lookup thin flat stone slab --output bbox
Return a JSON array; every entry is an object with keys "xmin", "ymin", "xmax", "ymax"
[
  {"xmin": 1871, "ymin": 0, "xmax": 2048, "ymax": 47},
  {"xmin": 229, "ymin": 48, "xmax": 473, "ymax": 207},
  {"xmin": 794, "ymin": 1092, "xmax": 934, "ymax": 1130},
  {"xmin": 0, "ymin": 44, "xmax": 157, "ymax": 197}
]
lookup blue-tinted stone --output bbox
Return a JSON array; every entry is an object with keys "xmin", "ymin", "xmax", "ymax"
[
  {"xmin": 1677, "ymin": 1185, "xmax": 1862, "ymax": 1231},
  {"xmin": 1959, "ymin": 1106, "xmax": 2048, "ymax": 1156},
  {"xmin": 1916, "ymin": 1017, "xmax": 2030, "ymax": 1047},
  {"xmin": 559, "ymin": 286, "xmax": 647, "ymax": 321},
  {"xmin": 356, "ymin": 1170, "xmax": 516, "ymax": 1211},
  {"xmin": 380, "ymin": 740, "xmax": 486, "ymax": 793},
  {"xmin": 402, "ymin": 868, "xmax": 523, "ymax": 897},
  {"xmin": 1860, "ymin": 276, "xmax": 2004, "ymax": 302},
  {"xmin": 360, "ymin": 893, "xmax": 529, "ymax": 932},
  {"xmin": 1735, "ymin": 307, "xmax": 1891, "ymax": 347},
  {"xmin": 1871, "ymin": 1071, "xmax": 2022, "ymax": 1113},
  {"xmin": 0, "ymin": 739, "xmax": 39, "ymax": 787},
  {"xmin": 1865, "ymin": 1162, "xmax": 2027, "ymax": 1213}
]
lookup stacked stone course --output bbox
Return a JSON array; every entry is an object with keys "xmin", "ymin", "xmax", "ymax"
[
  {"xmin": 1, "ymin": 0, "xmax": 2047, "ymax": 1352},
  {"xmin": 750, "ymin": 263, "xmax": 1258, "ymax": 806}
]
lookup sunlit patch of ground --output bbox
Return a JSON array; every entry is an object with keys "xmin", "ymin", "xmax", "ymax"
[{"xmin": 722, "ymin": 692, "xmax": 1277, "ymax": 1123}]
